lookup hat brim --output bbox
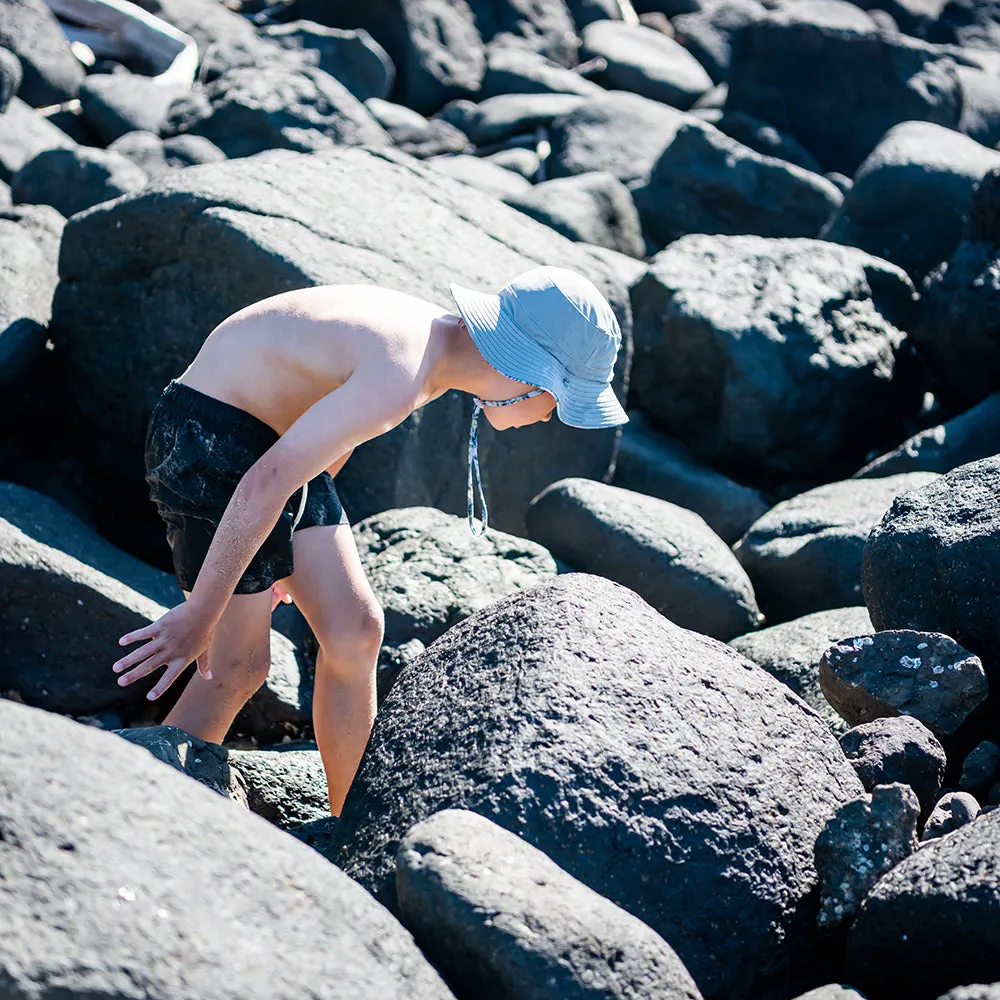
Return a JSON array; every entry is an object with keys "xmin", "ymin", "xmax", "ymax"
[{"xmin": 449, "ymin": 282, "xmax": 628, "ymax": 430}]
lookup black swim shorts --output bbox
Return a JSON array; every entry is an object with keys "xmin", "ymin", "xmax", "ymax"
[{"xmin": 144, "ymin": 379, "xmax": 349, "ymax": 595}]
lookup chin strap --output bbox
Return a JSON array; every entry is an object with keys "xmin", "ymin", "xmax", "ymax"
[{"xmin": 467, "ymin": 388, "xmax": 545, "ymax": 536}]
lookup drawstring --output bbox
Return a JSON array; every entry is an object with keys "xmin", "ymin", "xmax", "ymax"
[
  {"xmin": 467, "ymin": 388, "xmax": 545, "ymax": 536},
  {"xmin": 292, "ymin": 481, "xmax": 309, "ymax": 530}
]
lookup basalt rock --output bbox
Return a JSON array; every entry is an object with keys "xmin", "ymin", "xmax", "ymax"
[{"xmin": 920, "ymin": 790, "xmax": 980, "ymax": 842}]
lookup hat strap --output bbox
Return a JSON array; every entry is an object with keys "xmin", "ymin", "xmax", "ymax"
[{"xmin": 467, "ymin": 388, "xmax": 545, "ymax": 536}]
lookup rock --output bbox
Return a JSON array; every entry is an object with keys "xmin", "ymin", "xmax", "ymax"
[
  {"xmin": 289, "ymin": 814, "xmax": 341, "ymax": 856},
  {"xmin": 479, "ymin": 43, "xmax": 604, "ymax": 99},
  {"xmin": 715, "ymin": 110, "xmax": 823, "ymax": 174},
  {"xmin": 0, "ymin": 698, "xmax": 456, "ymax": 999},
  {"xmin": 854, "ymin": 393, "xmax": 1000, "ymax": 480},
  {"xmin": 815, "ymin": 782, "xmax": 920, "ymax": 931},
  {"xmin": 727, "ymin": 20, "xmax": 964, "ymax": 175},
  {"xmin": 161, "ymin": 62, "xmax": 390, "ymax": 158},
  {"xmin": 730, "ymin": 607, "xmax": 874, "ymax": 733},
  {"xmin": 579, "ymin": 20, "xmax": 712, "ymax": 109},
  {"xmin": 845, "ymin": 807, "xmax": 1000, "ymax": 998},
  {"xmin": 227, "ymin": 744, "xmax": 330, "ymax": 828},
  {"xmin": 734, "ymin": 473, "xmax": 938, "ymax": 624},
  {"xmin": 955, "ymin": 57, "xmax": 1000, "ymax": 148},
  {"xmin": 354, "ymin": 507, "xmax": 557, "ymax": 698},
  {"xmin": 107, "ymin": 131, "xmax": 227, "ymax": 179},
  {"xmin": 465, "ymin": 0, "xmax": 578, "ymax": 68},
  {"xmin": 613, "ymin": 410, "xmax": 769, "ymax": 544},
  {"xmin": 526, "ymin": 479, "xmax": 761, "ymax": 641},
  {"xmin": 439, "ymin": 92, "xmax": 586, "ymax": 147},
  {"xmin": 0, "ymin": 0, "xmax": 84, "ymax": 107},
  {"xmin": 51, "ymin": 146, "xmax": 631, "ymax": 550},
  {"xmin": 565, "ymin": 0, "xmax": 633, "ymax": 29},
  {"xmin": 11, "ymin": 146, "xmax": 148, "ymax": 218},
  {"xmin": 428, "ymin": 152, "xmax": 534, "ymax": 198},
  {"xmin": 79, "ymin": 73, "xmax": 187, "ymax": 145},
  {"xmin": 936, "ymin": 988, "xmax": 1000, "ymax": 1000},
  {"xmin": 262, "ymin": 22, "xmax": 395, "ymax": 102},
  {"xmin": 819, "ymin": 630, "xmax": 988, "ymax": 736},
  {"xmin": 289, "ymin": 0, "xmax": 485, "ymax": 114},
  {"xmin": 547, "ymin": 90, "xmax": 695, "ymax": 185},
  {"xmin": 862, "ymin": 457, "xmax": 1000, "ymax": 694},
  {"xmin": 959, "ymin": 740, "xmax": 1000, "ymax": 796},
  {"xmin": 377, "ymin": 110, "xmax": 472, "ymax": 158},
  {"xmin": 0, "ymin": 97, "xmax": 76, "ymax": 182},
  {"xmin": 789, "ymin": 988, "xmax": 868, "ymax": 1000},
  {"xmin": 629, "ymin": 235, "xmax": 919, "ymax": 487},
  {"xmin": 839, "ymin": 716, "xmax": 946, "ymax": 816},
  {"xmin": 503, "ymin": 172, "xmax": 645, "ymax": 258},
  {"xmin": 633, "ymin": 118, "xmax": 843, "ymax": 250},
  {"xmin": 0, "ymin": 46, "xmax": 23, "ymax": 114},
  {"xmin": 485, "ymin": 145, "xmax": 539, "ymax": 178},
  {"xmin": 920, "ymin": 790, "xmax": 980, "ymax": 841},
  {"xmin": 331, "ymin": 574, "xmax": 864, "ymax": 1000},
  {"xmin": 822, "ymin": 122, "xmax": 1000, "ymax": 283},
  {"xmin": 672, "ymin": 0, "xmax": 768, "ymax": 82},
  {"xmin": 396, "ymin": 808, "xmax": 705, "ymax": 1000},
  {"xmin": 928, "ymin": 0, "xmax": 1000, "ymax": 49}
]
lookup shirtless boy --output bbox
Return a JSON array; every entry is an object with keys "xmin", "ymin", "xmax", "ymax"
[{"xmin": 113, "ymin": 266, "xmax": 627, "ymax": 815}]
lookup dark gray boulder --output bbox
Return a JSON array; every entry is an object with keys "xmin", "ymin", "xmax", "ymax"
[
  {"xmin": 839, "ymin": 716, "xmax": 946, "ymax": 816},
  {"xmin": 819, "ymin": 630, "xmax": 988, "ymax": 737},
  {"xmin": 396, "ymin": 808, "xmax": 705, "ymax": 1000},
  {"xmin": 227, "ymin": 744, "xmax": 330, "ymax": 828},
  {"xmin": 429, "ymin": 152, "xmax": 533, "ymax": 199},
  {"xmin": 633, "ymin": 119, "xmax": 842, "ymax": 250},
  {"xmin": 262, "ymin": 22, "xmax": 396, "ymax": 102},
  {"xmin": 0, "ymin": 46, "xmax": 23, "ymax": 113},
  {"xmin": 11, "ymin": 146, "xmax": 148, "ymax": 218},
  {"xmin": 730, "ymin": 607, "xmax": 873, "ymax": 733},
  {"xmin": 107, "ymin": 130, "xmax": 227, "ymax": 179},
  {"xmin": 928, "ymin": 0, "xmax": 1000, "ymax": 49},
  {"xmin": 734, "ymin": 473, "xmax": 938, "ymax": 624},
  {"xmin": 936, "ymin": 988, "xmax": 1000, "ymax": 1000},
  {"xmin": 920, "ymin": 790, "xmax": 980, "ymax": 842},
  {"xmin": 630, "ymin": 235, "xmax": 920, "ymax": 487},
  {"xmin": 79, "ymin": 73, "xmax": 187, "ymax": 145},
  {"xmin": 862, "ymin": 457, "xmax": 1000, "ymax": 693},
  {"xmin": 526, "ymin": 479, "xmax": 761, "ymax": 641},
  {"xmin": 579, "ymin": 19, "xmax": 712, "ymax": 109},
  {"xmin": 368, "ymin": 101, "xmax": 472, "ymax": 157},
  {"xmin": 815, "ymin": 782, "xmax": 920, "ymax": 931},
  {"xmin": 479, "ymin": 43, "xmax": 605, "ymax": 98},
  {"xmin": 0, "ymin": 0, "xmax": 84, "ymax": 107},
  {"xmin": 465, "ymin": 0, "xmax": 578, "ymax": 68},
  {"xmin": 503, "ymin": 172, "xmax": 645, "ymax": 258},
  {"xmin": 0, "ymin": 97, "xmax": 75, "ymax": 182},
  {"xmin": 822, "ymin": 122, "xmax": 1000, "ymax": 283},
  {"xmin": 845, "ymin": 807, "xmax": 1000, "ymax": 998},
  {"xmin": 439, "ymin": 92, "xmax": 586, "ymax": 147},
  {"xmin": 671, "ymin": 0, "xmax": 768, "ymax": 82},
  {"xmin": 613, "ymin": 410, "xmax": 769, "ymax": 545},
  {"xmin": 0, "ymin": 699, "xmax": 456, "ymax": 1000},
  {"xmin": 332, "ymin": 573, "xmax": 865, "ymax": 1000},
  {"xmin": 715, "ymin": 110, "xmax": 822, "ymax": 174},
  {"xmin": 789, "ymin": 988, "xmax": 867, "ymax": 1000},
  {"xmin": 959, "ymin": 740, "xmax": 1000, "ymax": 796}
]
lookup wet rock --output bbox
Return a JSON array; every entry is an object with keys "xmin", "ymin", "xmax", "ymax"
[
  {"xmin": 633, "ymin": 119, "xmax": 841, "ymax": 250},
  {"xmin": 672, "ymin": 0, "xmax": 767, "ymax": 82},
  {"xmin": 526, "ymin": 478, "xmax": 761, "ymax": 641},
  {"xmin": 920, "ymin": 790, "xmax": 980, "ymax": 842},
  {"xmin": 79, "ymin": 73, "xmax": 187, "ymax": 145},
  {"xmin": 479, "ymin": 43, "xmax": 604, "ymax": 99},
  {"xmin": 396, "ymin": 808, "xmax": 705, "ymax": 1000},
  {"xmin": 0, "ymin": 97, "xmax": 76, "ymax": 182},
  {"xmin": 629, "ymin": 234, "xmax": 919, "ymax": 487},
  {"xmin": 0, "ymin": 698, "xmax": 456, "ymax": 1000},
  {"xmin": 613, "ymin": 411, "xmax": 769, "ymax": 545},
  {"xmin": 819, "ymin": 630, "xmax": 988, "ymax": 736},
  {"xmin": 815, "ymin": 782, "xmax": 920, "ymax": 931},
  {"xmin": 734, "ymin": 473, "xmax": 938, "ymax": 624},
  {"xmin": 730, "ymin": 607, "xmax": 873, "ymax": 733},
  {"xmin": 579, "ymin": 19, "xmax": 712, "ymax": 109},
  {"xmin": 0, "ymin": 0, "xmax": 84, "ymax": 107},
  {"xmin": 959, "ymin": 741, "xmax": 1000, "ymax": 796},
  {"xmin": 439, "ymin": 92, "xmax": 586, "ymax": 147},
  {"xmin": 332, "ymin": 574, "xmax": 864, "ymax": 1000},
  {"xmin": 839, "ymin": 716, "xmax": 946, "ymax": 816},
  {"xmin": 846, "ymin": 807, "xmax": 1000, "ymax": 998}
]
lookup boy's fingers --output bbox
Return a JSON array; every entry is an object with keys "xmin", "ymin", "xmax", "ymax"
[
  {"xmin": 147, "ymin": 661, "xmax": 188, "ymax": 701},
  {"xmin": 118, "ymin": 623, "xmax": 159, "ymax": 647},
  {"xmin": 112, "ymin": 641, "xmax": 162, "ymax": 674},
  {"xmin": 117, "ymin": 652, "xmax": 169, "ymax": 687},
  {"xmin": 195, "ymin": 656, "xmax": 213, "ymax": 682}
]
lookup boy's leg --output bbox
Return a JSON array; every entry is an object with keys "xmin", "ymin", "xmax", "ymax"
[
  {"xmin": 162, "ymin": 589, "xmax": 273, "ymax": 745},
  {"xmin": 281, "ymin": 523, "xmax": 383, "ymax": 816}
]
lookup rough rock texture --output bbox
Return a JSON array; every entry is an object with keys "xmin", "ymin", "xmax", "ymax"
[
  {"xmin": 672, "ymin": 0, "xmax": 767, "ymax": 82},
  {"xmin": 0, "ymin": 699, "xmax": 456, "ymax": 999},
  {"xmin": 466, "ymin": 0, "xmax": 578, "ymax": 68},
  {"xmin": 819, "ymin": 631, "xmax": 988, "ymax": 737},
  {"xmin": 332, "ymin": 574, "xmax": 864, "ymax": 1000},
  {"xmin": 862, "ymin": 457, "xmax": 1000, "ymax": 693},
  {"xmin": 730, "ymin": 607, "xmax": 873, "ymax": 733},
  {"xmin": 839, "ymin": 716, "xmax": 946, "ymax": 816},
  {"xmin": 0, "ymin": 0, "xmax": 84, "ymax": 107},
  {"xmin": 0, "ymin": 98, "xmax": 76, "ymax": 182},
  {"xmin": 0, "ymin": 46, "xmax": 22, "ymax": 114},
  {"xmin": 920, "ymin": 790, "xmax": 980, "ymax": 842},
  {"xmin": 630, "ymin": 235, "xmax": 919, "ymax": 487},
  {"xmin": 959, "ymin": 740, "xmax": 1000, "ymax": 796},
  {"xmin": 396, "ymin": 808, "xmax": 704, "ymax": 1000},
  {"xmin": 936, "ymin": 988, "xmax": 1000, "ymax": 1000},
  {"xmin": 526, "ymin": 479, "xmax": 761, "ymax": 641},
  {"xmin": 815, "ymin": 782, "xmax": 920, "ymax": 931},
  {"xmin": 734, "ymin": 473, "xmax": 938, "ymax": 624},
  {"xmin": 789, "ymin": 988, "xmax": 867, "ymax": 1000},
  {"xmin": 846, "ymin": 807, "xmax": 1000, "ymax": 998},
  {"xmin": 226, "ymin": 745, "xmax": 330, "ymax": 828},
  {"xmin": 715, "ymin": 109, "xmax": 822, "ymax": 174},
  {"xmin": 79, "ymin": 73, "xmax": 188, "ymax": 145},
  {"xmin": 438, "ymin": 92, "xmax": 586, "ymax": 146},
  {"xmin": 478, "ymin": 43, "xmax": 603, "ymax": 99}
]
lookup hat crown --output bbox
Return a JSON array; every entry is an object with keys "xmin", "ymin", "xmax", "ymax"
[{"xmin": 498, "ymin": 266, "xmax": 620, "ymax": 383}]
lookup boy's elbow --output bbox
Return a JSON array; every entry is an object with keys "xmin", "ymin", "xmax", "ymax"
[{"xmin": 241, "ymin": 460, "xmax": 294, "ymax": 514}]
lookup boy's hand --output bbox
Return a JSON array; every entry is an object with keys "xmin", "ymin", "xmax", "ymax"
[
  {"xmin": 271, "ymin": 580, "xmax": 293, "ymax": 614},
  {"xmin": 113, "ymin": 603, "xmax": 216, "ymax": 700}
]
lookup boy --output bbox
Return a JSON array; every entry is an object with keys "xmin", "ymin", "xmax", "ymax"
[{"xmin": 114, "ymin": 265, "xmax": 627, "ymax": 815}]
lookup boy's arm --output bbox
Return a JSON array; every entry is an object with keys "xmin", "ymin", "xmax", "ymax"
[{"xmin": 113, "ymin": 373, "xmax": 413, "ymax": 698}]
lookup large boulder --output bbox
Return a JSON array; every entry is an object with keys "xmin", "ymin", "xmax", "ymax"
[
  {"xmin": 629, "ymin": 234, "xmax": 920, "ymax": 487},
  {"xmin": 671, "ymin": 0, "xmax": 768, "ymax": 82},
  {"xmin": 331, "ymin": 574, "xmax": 865, "ymax": 1000},
  {"xmin": 478, "ymin": 42, "xmax": 604, "ymax": 99},
  {"xmin": 0, "ymin": 97, "xmax": 76, "ymax": 183},
  {"xmin": 438, "ymin": 92, "xmax": 587, "ymax": 147},
  {"xmin": 465, "ymin": 0, "xmax": 578, "ymax": 67},
  {"xmin": 0, "ymin": 698, "xmax": 456, "ymax": 999},
  {"xmin": 49, "ymin": 146, "xmax": 632, "ymax": 558},
  {"xmin": 845, "ymin": 808, "xmax": 1000, "ymax": 999},
  {"xmin": 822, "ymin": 122, "xmax": 1000, "ymax": 283},
  {"xmin": 734, "ymin": 473, "xmax": 938, "ymax": 624},
  {"xmin": 0, "ymin": 0, "xmax": 84, "ymax": 107},
  {"xmin": 526, "ymin": 478, "xmax": 761, "ymax": 641}
]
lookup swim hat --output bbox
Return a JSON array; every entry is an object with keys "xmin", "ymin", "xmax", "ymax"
[{"xmin": 449, "ymin": 265, "xmax": 628, "ymax": 429}]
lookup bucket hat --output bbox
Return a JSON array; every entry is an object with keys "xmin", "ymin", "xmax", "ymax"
[{"xmin": 449, "ymin": 265, "xmax": 628, "ymax": 429}]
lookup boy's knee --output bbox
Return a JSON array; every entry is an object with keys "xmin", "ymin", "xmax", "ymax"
[{"xmin": 317, "ymin": 594, "xmax": 383, "ymax": 674}]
